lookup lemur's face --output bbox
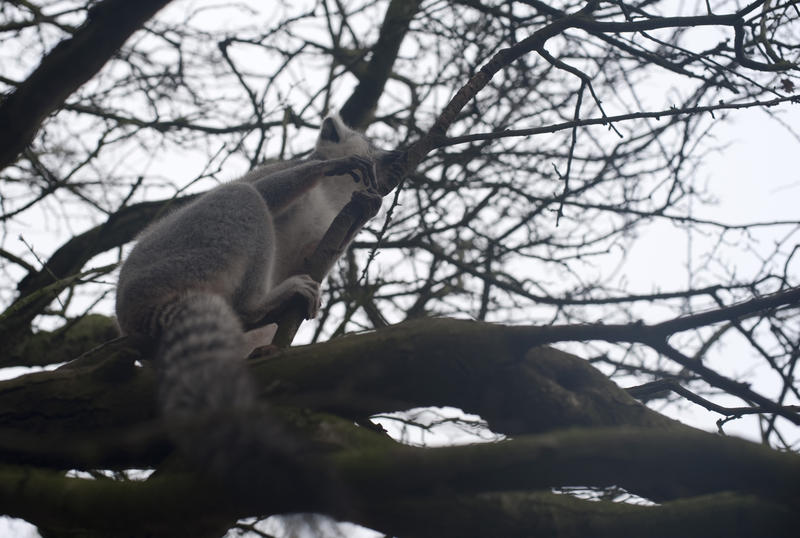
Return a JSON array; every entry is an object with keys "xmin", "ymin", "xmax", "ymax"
[
  {"xmin": 315, "ymin": 115, "xmax": 371, "ymax": 159},
  {"xmin": 315, "ymin": 115, "xmax": 401, "ymax": 195}
]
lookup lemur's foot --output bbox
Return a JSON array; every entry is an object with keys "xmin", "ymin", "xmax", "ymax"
[{"xmin": 285, "ymin": 273, "xmax": 322, "ymax": 319}]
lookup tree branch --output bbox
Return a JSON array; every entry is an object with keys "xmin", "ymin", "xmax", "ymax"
[
  {"xmin": 2, "ymin": 426, "xmax": 798, "ymax": 537},
  {"xmin": 359, "ymin": 490, "xmax": 797, "ymax": 538}
]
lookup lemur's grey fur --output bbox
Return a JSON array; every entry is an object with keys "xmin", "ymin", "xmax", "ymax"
[{"xmin": 115, "ymin": 115, "xmax": 390, "ymax": 484}]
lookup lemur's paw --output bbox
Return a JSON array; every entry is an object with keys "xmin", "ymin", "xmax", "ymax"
[
  {"xmin": 375, "ymin": 149, "xmax": 405, "ymax": 194},
  {"xmin": 286, "ymin": 274, "xmax": 321, "ymax": 319},
  {"xmin": 325, "ymin": 155, "xmax": 378, "ymax": 190}
]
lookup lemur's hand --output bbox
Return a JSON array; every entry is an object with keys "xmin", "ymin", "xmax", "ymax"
[
  {"xmin": 375, "ymin": 149, "xmax": 405, "ymax": 194},
  {"xmin": 324, "ymin": 155, "xmax": 377, "ymax": 190}
]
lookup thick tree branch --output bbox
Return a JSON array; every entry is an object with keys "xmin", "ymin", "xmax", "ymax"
[
  {"xmin": 0, "ymin": 340, "xmax": 155, "ymax": 436},
  {"xmin": 0, "ymin": 464, "xmax": 243, "ymax": 537},
  {"xmin": 0, "ymin": 318, "xmax": 678, "ymax": 443},
  {"xmin": 334, "ymin": 427, "xmax": 800, "ymax": 504},
  {"xmin": 3, "ymin": 311, "xmax": 797, "ymax": 444},
  {"xmin": 1, "ymin": 426, "xmax": 798, "ymax": 536},
  {"xmin": 360, "ymin": 490, "xmax": 797, "ymax": 538},
  {"xmin": 2, "ymin": 313, "xmax": 118, "ymax": 368}
]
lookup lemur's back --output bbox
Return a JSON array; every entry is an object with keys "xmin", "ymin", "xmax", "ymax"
[{"xmin": 116, "ymin": 181, "xmax": 269, "ymax": 336}]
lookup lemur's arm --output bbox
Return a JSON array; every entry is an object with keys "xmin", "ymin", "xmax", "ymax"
[{"xmin": 250, "ymin": 156, "xmax": 377, "ymax": 214}]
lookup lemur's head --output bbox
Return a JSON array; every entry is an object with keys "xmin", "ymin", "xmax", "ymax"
[
  {"xmin": 314, "ymin": 114, "xmax": 371, "ymax": 159},
  {"xmin": 313, "ymin": 114, "xmax": 404, "ymax": 195}
]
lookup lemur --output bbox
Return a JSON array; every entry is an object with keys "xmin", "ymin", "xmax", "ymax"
[{"xmin": 115, "ymin": 115, "xmax": 394, "ymax": 486}]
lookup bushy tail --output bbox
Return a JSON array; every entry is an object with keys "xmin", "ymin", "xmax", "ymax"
[
  {"xmin": 156, "ymin": 292, "xmax": 255, "ymax": 417},
  {"xmin": 154, "ymin": 292, "xmax": 303, "ymax": 495},
  {"xmin": 156, "ymin": 293, "xmax": 261, "ymax": 483}
]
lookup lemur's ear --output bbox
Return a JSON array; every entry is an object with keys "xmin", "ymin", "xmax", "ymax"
[{"xmin": 319, "ymin": 116, "xmax": 341, "ymax": 143}]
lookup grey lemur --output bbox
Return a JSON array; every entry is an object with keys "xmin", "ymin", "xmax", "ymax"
[{"xmin": 115, "ymin": 114, "xmax": 393, "ymax": 486}]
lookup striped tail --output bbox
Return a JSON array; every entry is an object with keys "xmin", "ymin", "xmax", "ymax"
[
  {"xmin": 153, "ymin": 292, "xmax": 303, "ymax": 495},
  {"xmin": 155, "ymin": 292, "xmax": 255, "ymax": 417}
]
